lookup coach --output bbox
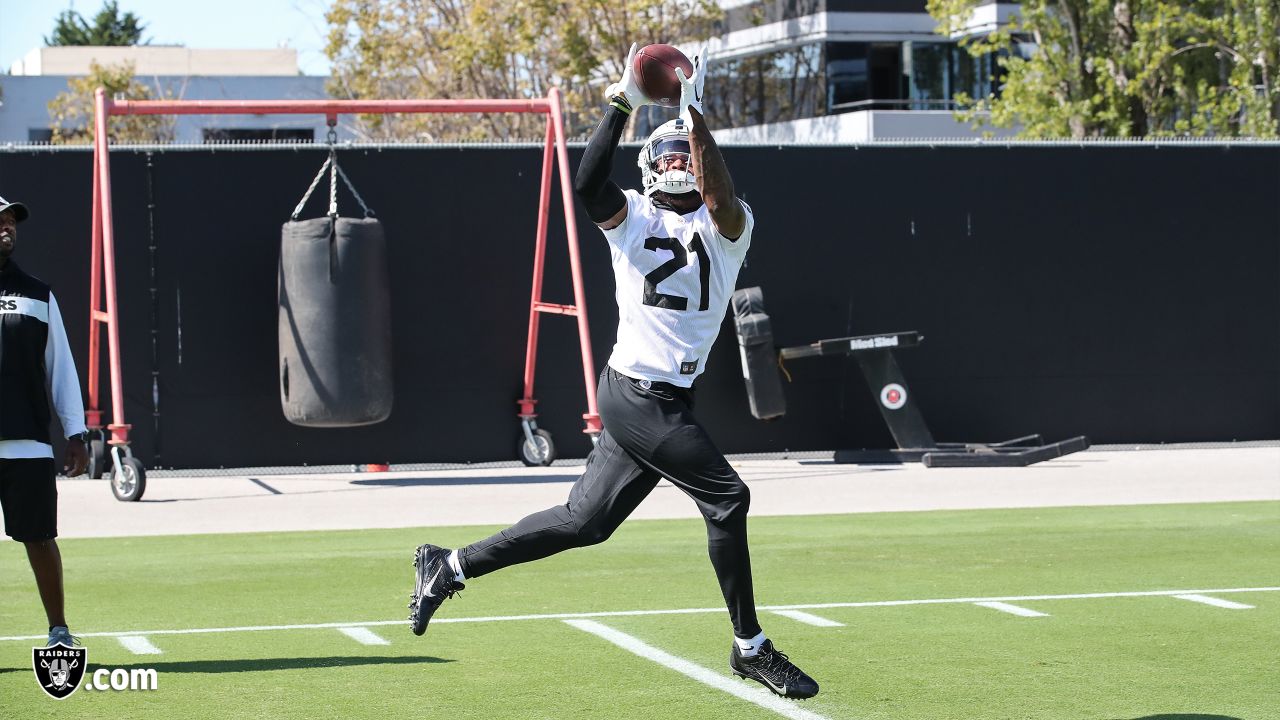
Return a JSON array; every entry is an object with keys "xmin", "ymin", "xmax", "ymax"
[{"xmin": 0, "ymin": 195, "xmax": 89, "ymax": 648}]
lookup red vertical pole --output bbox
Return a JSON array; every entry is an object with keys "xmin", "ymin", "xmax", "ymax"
[
  {"xmin": 93, "ymin": 89, "xmax": 131, "ymax": 446},
  {"xmin": 547, "ymin": 88, "xmax": 601, "ymax": 434},
  {"xmin": 86, "ymin": 106, "xmax": 104, "ymax": 431},
  {"xmin": 517, "ymin": 117, "xmax": 557, "ymax": 421}
]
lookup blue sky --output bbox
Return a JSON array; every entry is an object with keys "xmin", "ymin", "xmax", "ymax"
[{"xmin": 3, "ymin": 0, "xmax": 334, "ymax": 75}]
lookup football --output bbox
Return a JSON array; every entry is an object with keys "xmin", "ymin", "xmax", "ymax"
[{"xmin": 632, "ymin": 44, "xmax": 694, "ymax": 108}]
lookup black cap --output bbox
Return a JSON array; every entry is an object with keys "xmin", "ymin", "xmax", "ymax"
[{"xmin": 0, "ymin": 196, "xmax": 29, "ymax": 223}]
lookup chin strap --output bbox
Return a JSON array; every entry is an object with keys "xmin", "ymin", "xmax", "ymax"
[{"xmin": 650, "ymin": 194, "xmax": 677, "ymax": 212}]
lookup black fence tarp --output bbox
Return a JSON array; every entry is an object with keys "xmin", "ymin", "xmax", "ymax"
[{"xmin": 2, "ymin": 144, "xmax": 1276, "ymax": 467}]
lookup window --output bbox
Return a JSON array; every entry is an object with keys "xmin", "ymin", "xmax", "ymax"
[
  {"xmin": 827, "ymin": 42, "xmax": 905, "ymax": 112},
  {"xmin": 28, "ymin": 128, "xmax": 54, "ymax": 143},
  {"xmin": 202, "ymin": 128, "xmax": 314, "ymax": 143},
  {"xmin": 907, "ymin": 43, "xmax": 950, "ymax": 108},
  {"xmin": 676, "ymin": 42, "xmax": 824, "ymax": 131},
  {"xmin": 902, "ymin": 41, "xmax": 1017, "ymax": 109},
  {"xmin": 827, "ymin": 42, "xmax": 869, "ymax": 109}
]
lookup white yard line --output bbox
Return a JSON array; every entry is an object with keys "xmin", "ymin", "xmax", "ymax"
[
  {"xmin": 337, "ymin": 626, "xmax": 390, "ymax": 645},
  {"xmin": 763, "ymin": 585, "xmax": 1280, "ymax": 611},
  {"xmin": 1173, "ymin": 594, "xmax": 1255, "ymax": 610},
  {"xmin": 770, "ymin": 610, "xmax": 845, "ymax": 627},
  {"xmin": 973, "ymin": 601, "xmax": 1049, "ymax": 617},
  {"xmin": 564, "ymin": 619, "xmax": 830, "ymax": 720},
  {"xmin": 1, "ymin": 586, "xmax": 1274, "ymax": 642},
  {"xmin": 117, "ymin": 636, "xmax": 162, "ymax": 655}
]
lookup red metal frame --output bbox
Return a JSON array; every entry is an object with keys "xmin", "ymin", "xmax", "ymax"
[{"xmin": 89, "ymin": 87, "xmax": 602, "ymax": 451}]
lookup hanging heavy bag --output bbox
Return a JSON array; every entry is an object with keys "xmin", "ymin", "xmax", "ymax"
[{"xmin": 279, "ymin": 148, "xmax": 393, "ymax": 426}]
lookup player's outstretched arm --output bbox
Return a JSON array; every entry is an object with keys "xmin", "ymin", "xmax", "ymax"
[
  {"xmin": 574, "ymin": 108, "xmax": 629, "ymax": 229},
  {"xmin": 677, "ymin": 50, "xmax": 746, "ymax": 240},
  {"xmin": 686, "ymin": 107, "xmax": 745, "ymax": 239},
  {"xmin": 574, "ymin": 43, "xmax": 649, "ymax": 230}
]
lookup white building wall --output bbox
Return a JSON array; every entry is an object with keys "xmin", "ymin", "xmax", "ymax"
[
  {"xmin": 712, "ymin": 110, "xmax": 1019, "ymax": 143},
  {"xmin": 10, "ymin": 47, "xmax": 300, "ymax": 77},
  {"xmin": 0, "ymin": 75, "xmax": 341, "ymax": 145}
]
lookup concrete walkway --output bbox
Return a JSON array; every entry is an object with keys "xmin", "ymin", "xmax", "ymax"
[{"xmin": 53, "ymin": 446, "xmax": 1280, "ymax": 539}]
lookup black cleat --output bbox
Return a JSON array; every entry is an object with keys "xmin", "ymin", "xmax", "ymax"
[
  {"xmin": 730, "ymin": 639, "xmax": 819, "ymax": 699},
  {"xmin": 408, "ymin": 544, "xmax": 464, "ymax": 636}
]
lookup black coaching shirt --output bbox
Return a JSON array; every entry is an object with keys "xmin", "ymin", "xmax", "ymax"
[{"xmin": 0, "ymin": 261, "xmax": 85, "ymax": 458}]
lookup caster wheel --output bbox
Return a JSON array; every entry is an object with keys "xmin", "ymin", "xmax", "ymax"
[
  {"xmin": 111, "ymin": 457, "xmax": 147, "ymax": 502},
  {"xmin": 88, "ymin": 439, "xmax": 108, "ymax": 480},
  {"xmin": 518, "ymin": 428, "xmax": 556, "ymax": 467}
]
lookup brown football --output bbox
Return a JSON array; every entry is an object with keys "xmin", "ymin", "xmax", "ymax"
[{"xmin": 632, "ymin": 44, "xmax": 694, "ymax": 108}]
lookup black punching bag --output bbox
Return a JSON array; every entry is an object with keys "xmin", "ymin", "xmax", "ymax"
[{"xmin": 278, "ymin": 216, "xmax": 393, "ymax": 426}]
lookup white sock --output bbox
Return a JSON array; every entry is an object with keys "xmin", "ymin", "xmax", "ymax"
[
  {"xmin": 735, "ymin": 630, "xmax": 767, "ymax": 657},
  {"xmin": 447, "ymin": 550, "xmax": 466, "ymax": 582}
]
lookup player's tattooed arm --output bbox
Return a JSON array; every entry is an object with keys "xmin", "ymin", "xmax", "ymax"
[{"xmin": 687, "ymin": 108, "xmax": 746, "ymax": 240}]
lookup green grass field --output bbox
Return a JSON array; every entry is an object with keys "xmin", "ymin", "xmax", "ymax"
[{"xmin": 2, "ymin": 501, "xmax": 1277, "ymax": 719}]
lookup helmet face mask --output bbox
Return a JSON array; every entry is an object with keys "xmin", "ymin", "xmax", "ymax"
[{"xmin": 638, "ymin": 119, "xmax": 697, "ymax": 197}]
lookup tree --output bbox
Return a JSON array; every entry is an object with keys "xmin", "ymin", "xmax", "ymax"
[
  {"xmin": 47, "ymin": 61, "xmax": 174, "ymax": 145},
  {"xmin": 1178, "ymin": 0, "xmax": 1280, "ymax": 136},
  {"xmin": 47, "ymin": 1, "xmax": 148, "ymax": 46},
  {"xmin": 324, "ymin": 0, "xmax": 721, "ymax": 141},
  {"xmin": 926, "ymin": 0, "xmax": 1280, "ymax": 138}
]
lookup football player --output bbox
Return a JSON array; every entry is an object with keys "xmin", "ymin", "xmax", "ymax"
[{"xmin": 408, "ymin": 44, "xmax": 818, "ymax": 700}]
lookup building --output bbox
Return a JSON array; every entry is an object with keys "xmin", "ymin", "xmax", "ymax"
[
  {"xmin": 699, "ymin": 0, "xmax": 1025, "ymax": 142},
  {"xmin": 1, "ymin": 46, "xmax": 337, "ymax": 145}
]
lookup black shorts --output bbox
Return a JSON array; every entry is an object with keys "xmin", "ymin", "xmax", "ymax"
[{"xmin": 0, "ymin": 458, "xmax": 58, "ymax": 542}]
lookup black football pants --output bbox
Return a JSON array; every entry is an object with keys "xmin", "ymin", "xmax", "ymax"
[{"xmin": 458, "ymin": 367, "xmax": 761, "ymax": 639}]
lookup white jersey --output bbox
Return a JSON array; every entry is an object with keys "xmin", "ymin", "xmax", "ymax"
[{"xmin": 602, "ymin": 189, "xmax": 754, "ymax": 387}]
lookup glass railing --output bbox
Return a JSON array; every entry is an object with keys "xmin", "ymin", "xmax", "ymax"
[{"xmin": 828, "ymin": 98, "xmax": 964, "ymax": 112}]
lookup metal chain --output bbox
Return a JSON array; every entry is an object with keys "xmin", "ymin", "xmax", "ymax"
[
  {"xmin": 290, "ymin": 120, "xmax": 375, "ymax": 220},
  {"xmin": 327, "ymin": 146, "xmax": 338, "ymax": 218},
  {"xmin": 335, "ymin": 164, "xmax": 375, "ymax": 218},
  {"xmin": 291, "ymin": 155, "xmax": 331, "ymax": 221}
]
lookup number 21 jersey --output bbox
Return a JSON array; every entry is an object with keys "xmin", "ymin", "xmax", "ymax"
[{"xmin": 601, "ymin": 189, "xmax": 754, "ymax": 387}]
